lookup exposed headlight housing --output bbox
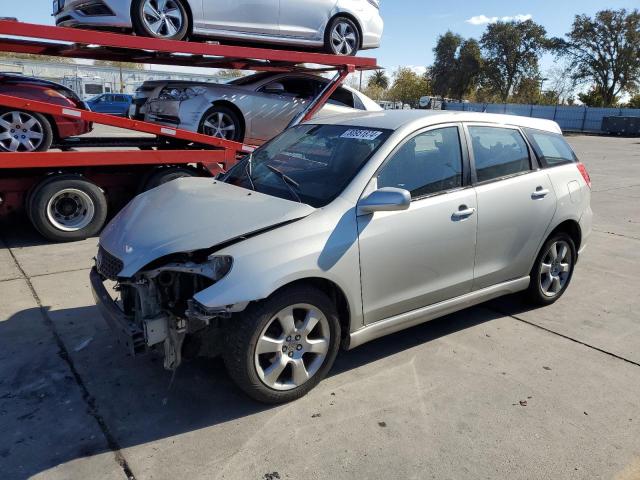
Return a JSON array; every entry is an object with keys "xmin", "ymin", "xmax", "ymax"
[
  {"xmin": 208, "ymin": 255, "xmax": 233, "ymax": 281},
  {"xmin": 158, "ymin": 86, "xmax": 207, "ymax": 101}
]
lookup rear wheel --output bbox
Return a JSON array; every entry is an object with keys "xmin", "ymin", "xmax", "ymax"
[
  {"xmin": 198, "ymin": 106, "xmax": 244, "ymax": 142},
  {"xmin": 132, "ymin": 0, "xmax": 190, "ymax": 41},
  {"xmin": 224, "ymin": 286, "xmax": 341, "ymax": 404},
  {"xmin": 29, "ymin": 175, "xmax": 108, "ymax": 242},
  {"xmin": 526, "ymin": 233, "xmax": 576, "ymax": 305},
  {"xmin": 325, "ymin": 16, "xmax": 360, "ymax": 56},
  {"xmin": 0, "ymin": 110, "xmax": 53, "ymax": 152}
]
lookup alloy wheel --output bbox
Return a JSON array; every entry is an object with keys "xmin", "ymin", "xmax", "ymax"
[
  {"xmin": 0, "ymin": 111, "xmax": 44, "ymax": 152},
  {"xmin": 142, "ymin": 0, "xmax": 184, "ymax": 38},
  {"xmin": 254, "ymin": 303, "xmax": 331, "ymax": 391},
  {"xmin": 539, "ymin": 240, "xmax": 572, "ymax": 297},
  {"xmin": 330, "ymin": 21, "xmax": 357, "ymax": 55},
  {"xmin": 46, "ymin": 188, "xmax": 96, "ymax": 232},
  {"xmin": 203, "ymin": 111, "xmax": 237, "ymax": 140}
]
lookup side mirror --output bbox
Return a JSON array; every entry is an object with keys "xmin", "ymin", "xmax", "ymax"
[
  {"xmin": 263, "ymin": 82, "xmax": 286, "ymax": 95},
  {"xmin": 358, "ymin": 187, "xmax": 411, "ymax": 215}
]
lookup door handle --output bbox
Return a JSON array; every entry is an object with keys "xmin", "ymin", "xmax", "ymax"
[
  {"xmin": 531, "ymin": 187, "xmax": 550, "ymax": 199},
  {"xmin": 452, "ymin": 206, "xmax": 476, "ymax": 220}
]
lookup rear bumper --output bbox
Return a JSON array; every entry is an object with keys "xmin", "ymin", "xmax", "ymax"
[{"xmin": 90, "ymin": 267, "xmax": 145, "ymax": 356}]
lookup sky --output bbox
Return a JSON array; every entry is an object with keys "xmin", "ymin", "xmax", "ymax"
[{"xmin": 7, "ymin": 0, "xmax": 640, "ymax": 78}]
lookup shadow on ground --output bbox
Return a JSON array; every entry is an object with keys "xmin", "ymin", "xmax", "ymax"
[{"xmin": 0, "ymin": 296, "xmax": 536, "ymax": 479}]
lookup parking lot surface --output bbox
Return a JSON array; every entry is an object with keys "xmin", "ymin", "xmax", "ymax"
[{"xmin": 1, "ymin": 135, "xmax": 639, "ymax": 480}]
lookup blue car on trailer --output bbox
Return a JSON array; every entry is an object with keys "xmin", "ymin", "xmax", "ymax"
[{"xmin": 86, "ymin": 93, "xmax": 133, "ymax": 117}]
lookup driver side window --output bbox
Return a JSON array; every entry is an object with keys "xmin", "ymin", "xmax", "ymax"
[{"xmin": 377, "ymin": 127, "xmax": 464, "ymax": 199}]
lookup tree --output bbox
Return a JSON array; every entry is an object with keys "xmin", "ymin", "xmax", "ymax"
[
  {"xmin": 512, "ymin": 77, "xmax": 543, "ymax": 104},
  {"xmin": 544, "ymin": 65, "xmax": 577, "ymax": 105},
  {"xmin": 578, "ymin": 85, "xmax": 619, "ymax": 107},
  {"xmin": 480, "ymin": 20, "xmax": 549, "ymax": 102},
  {"xmin": 368, "ymin": 70, "xmax": 389, "ymax": 90},
  {"xmin": 387, "ymin": 67, "xmax": 430, "ymax": 107},
  {"xmin": 554, "ymin": 9, "xmax": 640, "ymax": 107},
  {"xmin": 431, "ymin": 32, "xmax": 483, "ymax": 100},
  {"xmin": 627, "ymin": 94, "xmax": 640, "ymax": 109},
  {"xmin": 431, "ymin": 31, "xmax": 462, "ymax": 97}
]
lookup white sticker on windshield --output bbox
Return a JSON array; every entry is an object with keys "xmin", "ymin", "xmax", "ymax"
[{"xmin": 340, "ymin": 129, "xmax": 383, "ymax": 141}]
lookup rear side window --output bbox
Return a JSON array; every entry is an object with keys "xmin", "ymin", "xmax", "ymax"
[
  {"xmin": 524, "ymin": 128, "xmax": 577, "ymax": 167},
  {"xmin": 468, "ymin": 126, "xmax": 531, "ymax": 183}
]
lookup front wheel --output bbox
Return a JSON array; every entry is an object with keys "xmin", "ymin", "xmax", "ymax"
[
  {"xmin": 199, "ymin": 106, "xmax": 244, "ymax": 142},
  {"xmin": 224, "ymin": 286, "xmax": 341, "ymax": 404},
  {"xmin": 526, "ymin": 233, "xmax": 576, "ymax": 306},
  {"xmin": 132, "ymin": 0, "xmax": 190, "ymax": 41}
]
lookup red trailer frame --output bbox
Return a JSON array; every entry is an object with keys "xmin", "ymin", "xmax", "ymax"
[{"xmin": 0, "ymin": 20, "xmax": 378, "ymax": 240}]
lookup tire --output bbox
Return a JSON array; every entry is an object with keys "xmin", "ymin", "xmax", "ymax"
[
  {"xmin": 29, "ymin": 175, "xmax": 108, "ymax": 242},
  {"xmin": 0, "ymin": 109, "xmax": 53, "ymax": 152},
  {"xmin": 224, "ymin": 285, "xmax": 341, "ymax": 404},
  {"xmin": 198, "ymin": 106, "xmax": 244, "ymax": 143},
  {"xmin": 142, "ymin": 166, "xmax": 199, "ymax": 191},
  {"xmin": 324, "ymin": 16, "xmax": 360, "ymax": 56},
  {"xmin": 525, "ymin": 232, "xmax": 576, "ymax": 306},
  {"xmin": 132, "ymin": 0, "xmax": 190, "ymax": 41}
]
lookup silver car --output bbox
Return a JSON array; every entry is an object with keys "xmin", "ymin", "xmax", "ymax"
[
  {"xmin": 54, "ymin": 0, "xmax": 383, "ymax": 55},
  {"xmin": 141, "ymin": 72, "xmax": 382, "ymax": 144},
  {"xmin": 91, "ymin": 110, "xmax": 592, "ymax": 403}
]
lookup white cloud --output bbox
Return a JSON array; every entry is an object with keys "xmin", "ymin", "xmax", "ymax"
[{"xmin": 466, "ymin": 13, "xmax": 532, "ymax": 25}]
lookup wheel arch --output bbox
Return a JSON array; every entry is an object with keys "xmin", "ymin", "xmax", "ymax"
[
  {"xmin": 206, "ymin": 100, "xmax": 246, "ymax": 141},
  {"xmin": 263, "ymin": 277, "xmax": 352, "ymax": 348},
  {"xmin": 548, "ymin": 219, "xmax": 582, "ymax": 253},
  {"xmin": 327, "ymin": 12, "xmax": 364, "ymax": 49}
]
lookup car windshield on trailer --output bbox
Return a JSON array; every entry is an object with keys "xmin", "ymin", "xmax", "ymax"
[{"xmin": 222, "ymin": 124, "xmax": 392, "ymax": 207}]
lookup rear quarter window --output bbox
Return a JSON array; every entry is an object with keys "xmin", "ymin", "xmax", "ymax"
[{"xmin": 524, "ymin": 128, "xmax": 577, "ymax": 167}]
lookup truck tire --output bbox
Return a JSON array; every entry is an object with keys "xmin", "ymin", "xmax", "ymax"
[
  {"xmin": 29, "ymin": 175, "xmax": 108, "ymax": 242},
  {"xmin": 142, "ymin": 166, "xmax": 199, "ymax": 191},
  {"xmin": 224, "ymin": 285, "xmax": 341, "ymax": 404}
]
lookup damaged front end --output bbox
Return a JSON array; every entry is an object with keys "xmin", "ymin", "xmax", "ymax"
[{"xmin": 90, "ymin": 245, "xmax": 233, "ymax": 370}]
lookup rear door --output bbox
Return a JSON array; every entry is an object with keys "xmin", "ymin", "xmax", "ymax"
[
  {"xmin": 466, "ymin": 124, "xmax": 557, "ymax": 290},
  {"xmin": 278, "ymin": 0, "xmax": 337, "ymax": 39},
  {"xmin": 201, "ymin": 0, "xmax": 279, "ymax": 35}
]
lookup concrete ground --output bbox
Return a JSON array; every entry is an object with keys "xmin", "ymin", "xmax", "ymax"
[{"xmin": 1, "ymin": 135, "xmax": 639, "ymax": 480}]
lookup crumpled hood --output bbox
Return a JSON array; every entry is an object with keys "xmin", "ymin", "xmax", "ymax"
[{"xmin": 99, "ymin": 178, "xmax": 315, "ymax": 277}]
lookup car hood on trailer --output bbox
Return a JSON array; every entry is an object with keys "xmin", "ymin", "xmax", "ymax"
[{"xmin": 99, "ymin": 178, "xmax": 315, "ymax": 277}]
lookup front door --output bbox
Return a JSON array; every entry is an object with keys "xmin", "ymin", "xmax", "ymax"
[
  {"xmin": 357, "ymin": 125, "xmax": 478, "ymax": 324},
  {"xmin": 466, "ymin": 124, "xmax": 557, "ymax": 290},
  {"xmin": 201, "ymin": 0, "xmax": 279, "ymax": 35}
]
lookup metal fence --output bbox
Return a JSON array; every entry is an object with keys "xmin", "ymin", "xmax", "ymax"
[{"xmin": 443, "ymin": 102, "xmax": 640, "ymax": 133}]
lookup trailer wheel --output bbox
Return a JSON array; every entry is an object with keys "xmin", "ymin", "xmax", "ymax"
[
  {"xmin": 143, "ymin": 166, "xmax": 199, "ymax": 191},
  {"xmin": 0, "ymin": 109, "xmax": 53, "ymax": 152},
  {"xmin": 132, "ymin": 0, "xmax": 190, "ymax": 41},
  {"xmin": 29, "ymin": 175, "xmax": 108, "ymax": 242}
]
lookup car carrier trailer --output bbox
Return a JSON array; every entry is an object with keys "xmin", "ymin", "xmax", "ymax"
[{"xmin": 0, "ymin": 20, "xmax": 378, "ymax": 241}]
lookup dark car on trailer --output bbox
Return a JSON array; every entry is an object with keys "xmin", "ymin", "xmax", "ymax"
[{"xmin": 0, "ymin": 73, "xmax": 92, "ymax": 152}]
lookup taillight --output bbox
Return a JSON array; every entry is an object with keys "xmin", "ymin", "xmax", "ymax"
[{"xmin": 576, "ymin": 162, "xmax": 591, "ymax": 188}]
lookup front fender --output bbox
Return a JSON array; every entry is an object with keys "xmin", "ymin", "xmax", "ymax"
[{"xmin": 193, "ymin": 203, "xmax": 365, "ymax": 331}]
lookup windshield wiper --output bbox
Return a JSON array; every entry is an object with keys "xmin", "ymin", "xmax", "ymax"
[
  {"xmin": 244, "ymin": 152, "xmax": 256, "ymax": 191},
  {"xmin": 266, "ymin": 164, "xmax": 302, "ymax": 203}
]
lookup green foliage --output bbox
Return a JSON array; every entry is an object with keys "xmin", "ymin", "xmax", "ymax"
[
  {"xmin": 554, "ymin": 9, "xmax": 640, "ymax": 107},
  {"xmin": 627, "ymin": 94, "xmax": 640, "ymax": 109},
  {"xmin": 480, "ymin": 20, "xmax": 549, "ymax": 102},
  {"xmin": 368, "ymin": 70, "xmax": 389, "ymax": 90},
  {"xmin": 578, "ymin": 85, "xmax": 619, "ymax": 107},
  {"xmin": 387, "ymin": 67, "xmax": 430, "ymax": 107},
  {"xmin": 431, "ymin": 32, "xmax": 482, "ymax": 99}
]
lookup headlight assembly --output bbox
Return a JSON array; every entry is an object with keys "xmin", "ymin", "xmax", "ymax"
[{"xmin": 158, "ymin": 86, "xmax": 207, "ymax": 101}]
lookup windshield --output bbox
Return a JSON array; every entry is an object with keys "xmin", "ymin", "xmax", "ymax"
[{"xmin": 222, "ymin": 124, "xmax": 391, "ymax": 207}]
